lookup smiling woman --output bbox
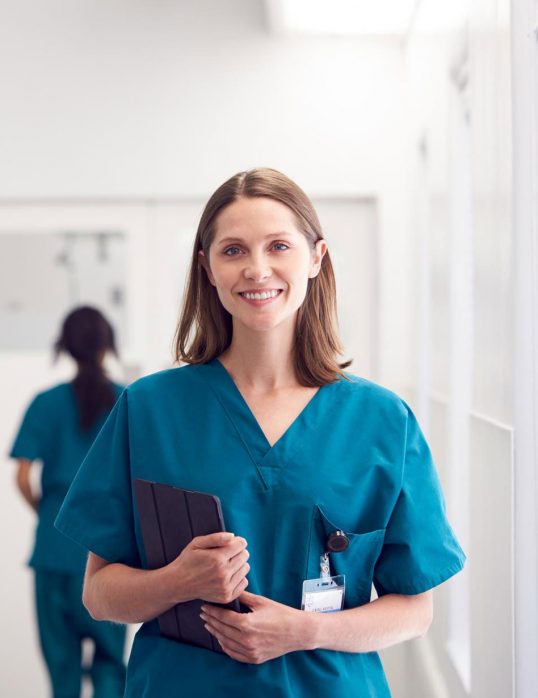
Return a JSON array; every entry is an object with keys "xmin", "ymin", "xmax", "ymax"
[
  {"xmin": 55, "ymin": 168, "xmax": 466, "ymax": 698},
  {"xmin": 175, "ymin": 168, "xmax": 349, "ymax": 385},
  {"xmin": 199, "ymin": 197, "xmax": 326, "ymax": 340}
]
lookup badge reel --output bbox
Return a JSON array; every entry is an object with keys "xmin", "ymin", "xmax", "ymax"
[{"xmin": 301, "ymin": 530, "xmax": 348, "ymax": 613}]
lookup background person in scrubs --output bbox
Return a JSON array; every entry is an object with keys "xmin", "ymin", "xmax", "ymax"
[
  {"xmin": 56, "ymin": 169, "xmax": 466, "ymax": 697},
  {"xmin": 10, "ymin": 306, "xmax": 126, "ymax": 698}
]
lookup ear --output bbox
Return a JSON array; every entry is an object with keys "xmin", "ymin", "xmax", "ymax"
[
  {"xmin": 198, "ymin": 250, "xmax": 216, "ymax": 287},
  {"xmin": 308, "ymin": 239, "xmax": 327, "ymax": 278}
]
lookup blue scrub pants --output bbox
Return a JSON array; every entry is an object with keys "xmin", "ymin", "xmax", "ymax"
[{"xmin": 34, "ymin": 571, "xmax": 126, "ymax": 698}]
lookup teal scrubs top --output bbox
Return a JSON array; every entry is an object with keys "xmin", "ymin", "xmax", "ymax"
[
  {"xmin": 10, "ymin": 382, "xmax": 123, "ymax": 573},
  {"xmin": 55, "ymin": 360, "xmax": 466, "ymax": 697}
]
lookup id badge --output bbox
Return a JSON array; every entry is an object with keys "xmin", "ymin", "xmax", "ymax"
[{"xmin": 301, "ymin": 575, "xmax": 345, "ymax": 613}]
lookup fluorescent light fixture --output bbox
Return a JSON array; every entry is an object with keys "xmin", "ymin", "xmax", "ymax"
[
  {"xmin": 267, "ymin": 0, "xmax": 419, "ymax": 36},
  {"xmin": 413, "ymin": 0, "xmax": 468, "ymax": 32}
]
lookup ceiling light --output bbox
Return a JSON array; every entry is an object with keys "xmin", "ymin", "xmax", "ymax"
[{"xmin": 266, "ymin": 0, "xmax": 419, "ymax": 36}]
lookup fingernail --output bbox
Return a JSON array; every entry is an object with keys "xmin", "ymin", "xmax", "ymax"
[{"xmin": 200, "ymin": 613, "xmax": 206, "ymax": 620}]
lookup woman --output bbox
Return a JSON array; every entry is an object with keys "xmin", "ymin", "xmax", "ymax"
[
  {"xmin": 10, "ymin": 306, "xmax": 126, "ymax": 698},
  {"xmin": 56, "ymin": 169, "xmax": 466, "ymax": 697}
]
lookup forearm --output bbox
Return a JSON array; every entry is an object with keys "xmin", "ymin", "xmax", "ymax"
[
  {"xmin": 84, "ymin": 561, "xmax": 193, "ymax": 624},
  {"xmin": 303, "ymin": 592, "xmax": 433, "ymax": 654},
  {"xmin": 15, "ymin": 460, "xmax": 39, "ymax": 512},
  {"xmin": 84, "ymin": 533, "xmax": 248, "ymax": 625}
]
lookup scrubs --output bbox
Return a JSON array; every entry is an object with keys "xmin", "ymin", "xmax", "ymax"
[
  {"xmin": 10, "ymin": 382, "xmax": 126, "ymax": 698},
  {"xmin": 56, "ymin": 360, "xmax": 466, "ymax": 697}
]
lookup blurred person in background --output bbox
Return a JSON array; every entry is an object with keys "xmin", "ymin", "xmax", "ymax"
[{"xmin": 9, "ymin": 306, "xmax": 126, "ymax": 698}]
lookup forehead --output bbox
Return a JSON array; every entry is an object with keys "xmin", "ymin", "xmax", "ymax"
[{"xmin": 213, "ymin": 197, "xmax": 302, "ymax": 241}]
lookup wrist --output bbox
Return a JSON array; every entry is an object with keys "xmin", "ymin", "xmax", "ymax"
[
  {"xmin": 297, "ymin": 609, "xmax": 323, "ymax": 651},
  {"xmin": 158, "ymin": 560, "xmax": 196, "ymax": 606}
]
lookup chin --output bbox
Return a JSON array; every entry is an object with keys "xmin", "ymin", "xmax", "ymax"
[{"xmin": 237, "ymin": 312, "xmax": 297, "ymax": 334}]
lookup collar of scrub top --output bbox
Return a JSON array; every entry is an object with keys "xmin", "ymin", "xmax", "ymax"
[{"xmin": 195, "ymin": 358, "xmax": 332, "ymax": 489}]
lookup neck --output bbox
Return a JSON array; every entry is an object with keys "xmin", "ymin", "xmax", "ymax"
[{"xmin": 219, "ymin": 319, "xmax": 297, "ymax": 392}]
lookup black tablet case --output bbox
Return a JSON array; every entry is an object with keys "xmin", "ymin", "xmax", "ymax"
[{"xmin": 133, "ymin": 479, "xmax": 242, "ymax": 653}]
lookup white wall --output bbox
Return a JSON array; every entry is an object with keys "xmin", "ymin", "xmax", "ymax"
[
  {"xmin": 511, "ymin": 0, "xmax": 538, "ymax": 694},
  {"xmin": 400, "ymin": 0, "xmax": 514, "ymax": 696},
  {"xmin": 0, "ymin": 0, "xmax": 399, "ymax": 197}
]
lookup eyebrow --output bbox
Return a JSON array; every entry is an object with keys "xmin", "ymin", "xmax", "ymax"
[{"xmin": 216, "ymin": 232, "xmax": 295, "ymax": 245}]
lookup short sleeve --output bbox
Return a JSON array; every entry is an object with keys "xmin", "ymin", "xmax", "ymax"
[
  {"xmin": 10, "ymin": 394, "xmax": 50, "ymax": 461},
  {"xmin": 55, "ymin": 389, "xmax": 140, "ymax": 567},
  {"xmin": 373, "ymin": 405, "xmax": 467, "ymax": 596}
]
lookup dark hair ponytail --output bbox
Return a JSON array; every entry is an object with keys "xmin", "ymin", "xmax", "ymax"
[{"xmin": 54, "ymin": 306, "xmax": 118, "ymax": 431}]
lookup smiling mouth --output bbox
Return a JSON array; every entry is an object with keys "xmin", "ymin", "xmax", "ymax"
[{"xmin": 238, "ymin": 289, "xmax": 283, "ymax": 301}]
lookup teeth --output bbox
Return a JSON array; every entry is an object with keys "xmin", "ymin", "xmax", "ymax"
[{"xmin": 241, "ymin": 290, "xmax": 281, "ymax": 301}]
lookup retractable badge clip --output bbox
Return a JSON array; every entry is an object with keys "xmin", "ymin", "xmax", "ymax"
[
  {"xmin": 301, "ymin": 530, "xmax": 348, "ymax": 613},
  {"xmin": 320, "ymin": 529, "xmax": 349, "ymax": 577}
]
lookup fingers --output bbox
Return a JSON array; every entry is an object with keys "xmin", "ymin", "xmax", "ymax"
[
  {"xmin": 207, "ymin": 629, "xmax": 253, "ymax": 663},
  {"xmin": 228, "ymin": 572, "xmax": 249, "ymax": 601},
  {"xmin": 225, "ymin": 537, "xmax": 248, "ymax": 560},
  {"xmin": 237, "ymin": 590, "xmax": 259, "ymax": 607},
  {"xmin": 202, "ymin": 613, "xmax": 262, "ymax": 665},
  {"xmin": 229, "ymin": 559, "xmax": 249, "ymax": 586},
  {"xmin": 207, "ymin": 630, "xmax": 252, "ymax": 662},
  {"xmin": 200, "ymin": 607, "xmax": 244, "ymax": 638},
  {"xmin": 190, "ymin": 532, "xmax": 236, "ymax": 549},
  {"xmin": 191, "ymin": 534, "xmax": 248, "ymax": 562},
  {"xmin": 220, "ymin": 647, "xmax": 253, "ymax": 664},
  {"xmin": 228, "ymin": 547, "xmax": 249, "ymax": 575}
]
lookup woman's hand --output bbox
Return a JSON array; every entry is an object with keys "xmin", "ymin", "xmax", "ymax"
[
  {"xmin": 168, "ymin": 532, "xmax": 250, "ymax": 605},
  {"xmin": 200, "ymin": 591, "xmax": 313, "ymax": 664}
]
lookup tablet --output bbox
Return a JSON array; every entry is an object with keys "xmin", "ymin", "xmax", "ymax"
[{"xmin": 134, "ymin": 479, "xmax": 244, "ymax": 653}]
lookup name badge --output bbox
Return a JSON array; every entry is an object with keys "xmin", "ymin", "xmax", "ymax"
[{"xmin": 301, "ymin": 575, "xmax": 345, "ymax": 613}]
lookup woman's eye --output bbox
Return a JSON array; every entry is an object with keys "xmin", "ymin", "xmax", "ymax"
[
  {"xmin": 224, "ymin": 246, "xmax": 242, "ymax": 256},
  {"xmin": 272, "ymin": 242, "xmax": 289, "ymax": 251}
]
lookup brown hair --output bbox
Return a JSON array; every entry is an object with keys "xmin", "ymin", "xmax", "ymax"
[
  {"xmin": 54, "ymin": 305, "xmax": 118, "ymax": 430},
  {"xmin": 174, "ymin": 167, "xmax": 352, "ymax": 385}
]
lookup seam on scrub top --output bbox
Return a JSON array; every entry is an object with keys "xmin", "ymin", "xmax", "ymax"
[{"xmin": 194, "ymin": 366, "xmax": 269, "ymax": 490}]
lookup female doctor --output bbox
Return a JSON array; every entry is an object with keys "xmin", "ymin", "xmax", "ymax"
[{"xmin": 56, "ymin": 168, "xmax": 466, "ymax": 697}]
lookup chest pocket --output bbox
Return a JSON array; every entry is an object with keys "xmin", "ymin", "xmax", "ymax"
[{"xmin": 306, "ymin": 505, "xmax": 386, "ymax": 609}]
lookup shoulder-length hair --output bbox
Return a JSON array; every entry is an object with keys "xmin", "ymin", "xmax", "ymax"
[{"xmin": 174, "ymin": 167, "xmax": 351, "ymax": 386}]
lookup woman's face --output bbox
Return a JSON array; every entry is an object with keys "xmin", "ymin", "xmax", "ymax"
[{"xmin": 200, "ymin": 196, "xmax": 326, "ymax": 334}]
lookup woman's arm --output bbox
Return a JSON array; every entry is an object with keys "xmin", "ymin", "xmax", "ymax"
[
  {"xmin": 83, "ymin": 532, "xmax": 250, "ymax": 624},
  {"xmin": 200, "ymin": 589, "xmax": 433, "ymax": 663},
  {"xmin": 307, "ymin": 589, "xmax": 433, "ymax": 652},
  {"xmin": 15, "ymin": 459, "xmax": 39, "ymax": 512}
]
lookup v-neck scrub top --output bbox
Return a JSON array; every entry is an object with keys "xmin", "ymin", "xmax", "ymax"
[
  {"xmin": 10, "ymin": 382, "xmax": 124, "ymax": 573},
  {"xmin": 55, "ymin": 360, "xmax": 466, "ymax": 697}
]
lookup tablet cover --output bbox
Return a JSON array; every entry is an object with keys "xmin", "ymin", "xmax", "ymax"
[{"xmin": 133, "ymin": 478, "xmax": 241, "ymax": 653}]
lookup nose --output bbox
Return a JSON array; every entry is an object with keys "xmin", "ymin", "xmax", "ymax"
[{"xmin": 243, "ymin": 254, "xmax": 271, "ymax": 282}]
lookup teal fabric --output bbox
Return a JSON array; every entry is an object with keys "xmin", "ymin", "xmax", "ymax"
[
  {"xmin": 10, "ymin": 382, "xmax": 123, "ymax": 573},
  {"xmin": 56, "ymin": 360, "xmax": 466, "ymax": 697},
  {"xmin": 35, "ymin": 571, "xmax": 126, "ymax": 698}
]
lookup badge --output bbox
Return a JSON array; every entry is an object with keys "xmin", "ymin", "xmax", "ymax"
[{"xmin": 301, "ymin": 529, "xmax": 350, "ymax": 613}]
